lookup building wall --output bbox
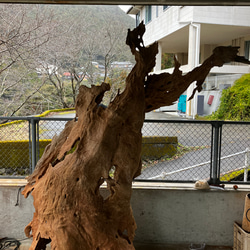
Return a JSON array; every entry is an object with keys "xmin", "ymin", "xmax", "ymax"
[
  {"xmin": 142, "ymin": 6, "xmax": 189, "ymax": 47},
  {"xmin": 0, "ymin": 185, "xmax": 35, "ymax": 240},
  {"xmin": 132, "ymin": 186, "xmax": 247, "ymax": 246},
  {"xmin": 160, "ymin": 72, "xmax": 243, "ymax": 115},
  {"xmin": 0, "ymin": 181, "xmax": 249, "ymax": 247},
  {"xmin": 200, "ymin": 44, "xmax": 217, "ymax": 63},
  {"xmin": 176, "ymin": 52, "xmax": 189, "ymax": 65},
  {"xmin": 199, "ymin": 90, "xmax": 222, "ymax": 115},
  {"xmin": 139, "ymin": 5, "xmax": 250, "ymax": 67},
  {"xmin": 141, "ymin": 6, "xmax": 250, "ymax": 48},
  {"xmin": 193, "ymin": 6, "xmax": 250, "ymax": 26}
]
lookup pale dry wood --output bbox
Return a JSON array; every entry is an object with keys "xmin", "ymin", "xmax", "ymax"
[{"xmin": 22, "ymin": 22, "xmax": 250, "ymax": 250}]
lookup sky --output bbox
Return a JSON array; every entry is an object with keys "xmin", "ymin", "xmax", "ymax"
[
  {"xmin": 119, "ymin": 5, "xmax": 132, "ymax": 13},
  {"xmin": 119, "ymin": 5, "xmax": 135, "ymax": 19}
]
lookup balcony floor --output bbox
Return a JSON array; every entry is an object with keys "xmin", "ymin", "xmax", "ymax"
[
  {"xmin": 135, "ymin": 243, "xmax": 232, "ymax": 249},
  {"xmin": 16, "ymin": 239, "xmax": 233, "ymax": 250}
]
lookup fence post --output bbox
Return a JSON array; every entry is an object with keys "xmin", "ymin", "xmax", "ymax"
[
  {"xmin": 209, "ymin": 121, "xmax": 223, "ymax": 185},
  {"xmin": 244, "ymin": 148, "xmax": 249, "ymax": 182},
  {"xmin": 28, "ymin": 121, "xmax": 32, "ymax": 174},
  {"xmin": 36, "ymin": 120, "xmax": 40, "ymax": 162},
  {"xmin": 31, "ymin": 117, "xmax": 40, "ymax": 172}
]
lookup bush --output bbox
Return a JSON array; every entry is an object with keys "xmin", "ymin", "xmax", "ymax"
[{"xmin": 208, "ymin": 74, "xmax": 250, "ymax": 121}]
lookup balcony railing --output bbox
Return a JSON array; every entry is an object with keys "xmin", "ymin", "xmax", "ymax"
[{"xmin": 0, "ymin": 116, "xmax": 249, "ymax": 185}]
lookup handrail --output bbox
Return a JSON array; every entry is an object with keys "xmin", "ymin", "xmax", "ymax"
[
  {"xmin": 0, "ymin": 116, "xmax": 249, "ymax": 183},
  {"xmin": 0, "ymin": 116, "xmax": 250, "ymax": 124},
  {"xmin": 149, "ymin": 148, "xmax": 250, "ymax": 181},
  {"xmin": 148, "ymin": 160, "xmax": 211, "ymax": 180}
]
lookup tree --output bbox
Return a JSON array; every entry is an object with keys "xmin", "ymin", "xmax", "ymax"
[
  {"xmin": 103, "ymin": 69, "xmax": 128, "ymax": 105},
  {"xmin": 0, "ymin": 5, "xmax": 134, "ymax": 116},
  {"xmin": 22, "ymin": 22, "xmax": 250, "ymax": 249},
  {"xmin": 38, "ymin": 11, "xmax": 100, "ymax": 108},
  {"xmin": 40, "ymin": 8, "xmax": 133, "ymax": 108},
  {"xmin": 0, "ymin": 4, "xmax": 56, "ymax": 116},
  {"xmin": 209, "ymin": 73, "xmax": 250, "ymax": 121},
  {"xmin": 161, "ymin": 53, "xmax": 175, "ymax": 69}
]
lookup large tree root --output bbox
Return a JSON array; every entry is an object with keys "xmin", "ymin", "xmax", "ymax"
[{"xmin": 22, "ymin": 22, "xmax": 250, "ymax": 249}]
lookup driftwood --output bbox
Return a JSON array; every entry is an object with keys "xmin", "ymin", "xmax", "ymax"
[{"xmin": 22, "ymin": 22, "xmax": 250, "ymax": 250}]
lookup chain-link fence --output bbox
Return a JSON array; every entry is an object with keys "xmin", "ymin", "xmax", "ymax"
[
  {"xmin": 140, "ymin": 121, "xmax": 212, "ymax": 182},
  {"xmin": 140, "ymin": 120, "xmax": 250, "ymax": 184},
  {"xmin": 0, "ymin": 117, "xmax": 249, "ymax": 184},
  {"xmin": 0, "ymin": 118, "xmax": 31, "ymax": 176}
]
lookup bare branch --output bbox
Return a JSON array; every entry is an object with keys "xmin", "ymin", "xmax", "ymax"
[
  {"xmin": 144, "ymin": 46, "xmax": 250, "ymax": 112},
  {"xmin": 9, "ymin": 80, "xmax": 46, "ymax": 116}
]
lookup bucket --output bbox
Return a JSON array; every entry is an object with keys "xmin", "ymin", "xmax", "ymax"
[{"xmin": 189, "ymin": 243, "xmax": 206, "ymax": 250}]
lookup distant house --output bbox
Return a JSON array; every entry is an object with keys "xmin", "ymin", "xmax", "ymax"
[
  {"xmin": 91, "ymin": 61, "xmax": 99, "ymax": 68},
  {"xmin": 36, "ymin": 62, "xmax": 58, "ymax": 76},
  {"xmin": 111, "ymin": 61, "xmax": 134, "ymax": 71},
  {"xmin": 128, "ymin": 6, "xmax": 250, "ymax": 117},
  {"xmin": 62, "ymin": 72, "xmax": 73, "ymax": 79}
]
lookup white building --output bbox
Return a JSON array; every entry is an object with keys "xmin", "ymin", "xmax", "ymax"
[
  {"xmin": 111, "ymin": 61, "xmax": 134, "ymax": 71},
  {"xmin": 36, "ymin": 62, "xmax": 58, "ymax": 76},
  {"xmin": 128, "ymin": 6, "xmax": 250, "ymax": 117}
]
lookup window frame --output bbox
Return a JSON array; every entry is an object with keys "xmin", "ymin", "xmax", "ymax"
[
  {"xmin": 245, "ymin": 41, "xmax": 250, "ymax": 59},
  {"xmin": 145, "ymin": 5, "xmax": 152, "ymax": 24},
  {"xmin": 136, "ymin": 11, "xmax": 141, "ymax": 27},
  {"xmin": 163, "ymin": 5, "xmax": 169, "ymax": 11}
]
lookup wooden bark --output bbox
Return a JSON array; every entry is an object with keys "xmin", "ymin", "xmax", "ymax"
[{"xmin": 22, "ymin": 22, "xmax": 250, "ymax": 250}]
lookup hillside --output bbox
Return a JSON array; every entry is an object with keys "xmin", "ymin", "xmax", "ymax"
[
  {"xmin": 47, "ymin": 4, "xmax": 136, "ymax": 63},
  {"xmin": 0, "ymin": 4, "xmax": 135, "ymax": 116},
  {"xmin": 50, "ymin": 5, "xmax": 135, "ymax": 28}
]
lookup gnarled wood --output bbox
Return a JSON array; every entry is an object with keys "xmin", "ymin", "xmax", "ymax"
[
  {"xmin": 144, "ymin": 46, "xmax": 250, "ymax": 112},
  {"xmin": 22, "ymin": 22, "xmax": 250, "ymax": 249}
]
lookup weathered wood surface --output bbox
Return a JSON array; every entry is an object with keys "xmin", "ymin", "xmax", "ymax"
[{"xmin": 22, "ymin": 22, "xmax": 250, "ymax": 250}]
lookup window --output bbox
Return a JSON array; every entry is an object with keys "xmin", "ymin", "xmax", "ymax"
[
  {"xmin": 136, "ymin": 12, "xmax": 140, "ymax": 27},
  {"xmin": 145, "ymin": 6, "xmax": 152, "ymax": 24},
  {"xmin": 163, "ymin": 5, "xmax": 169, "ymax": 11},
  {"xmin": 245, "ymin": 41, "xmax": 250, "ymax": 59}
]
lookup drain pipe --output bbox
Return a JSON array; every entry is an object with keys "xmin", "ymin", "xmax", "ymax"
[{"xmin": 178, "ymin": 8, "xmax": 201, "ymax": 119}]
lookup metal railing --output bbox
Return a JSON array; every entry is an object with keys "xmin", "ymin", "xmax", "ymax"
[
  {"xmin": 0, "ymin": 116, "xmax": 249, "ymax": 184},
  {"xmin": 138, "ymin": 119, "xmax": 250, "ymax": 184},
  {"xmin": 149, "ymin": 148, "xmax": 250, "ymax": 181}
]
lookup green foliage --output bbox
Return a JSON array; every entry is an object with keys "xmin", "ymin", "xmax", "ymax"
[
  {"xmin": 208, "ymin": 74, "xmax": 250, "ymax": 121},
  {"xmin": 161, "ymin": 53, "xmax": 175, "ymax": 69},
  {"xmin": 0, "ymin": 5, "xmax": 135, "ymax": 116}
]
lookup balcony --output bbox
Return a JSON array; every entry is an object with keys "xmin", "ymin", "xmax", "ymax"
[
  {"xmin": 0, "ymin": 179, "xmax": 249, "ymax": 249},
  {"xmin": 154, "ymin": 64, "xmax": 250, "ymax": 75},
  {"xmin": 0, "ymin": 115, "xmax": 249, "ymax": 249}
]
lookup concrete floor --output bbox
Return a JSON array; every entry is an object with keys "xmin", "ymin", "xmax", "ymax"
[
  {"xmin": 16, "ymin": 239, "xmax": 233, "ymax": 250},
  {"xmin": 135, "ymin": 244, "xmax": 233, "ymax": 250}
]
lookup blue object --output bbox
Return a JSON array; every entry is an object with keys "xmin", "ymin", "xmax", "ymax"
[{"xmin": 178, "ymin": 95, "xmax": 187, "ymax": 113}]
